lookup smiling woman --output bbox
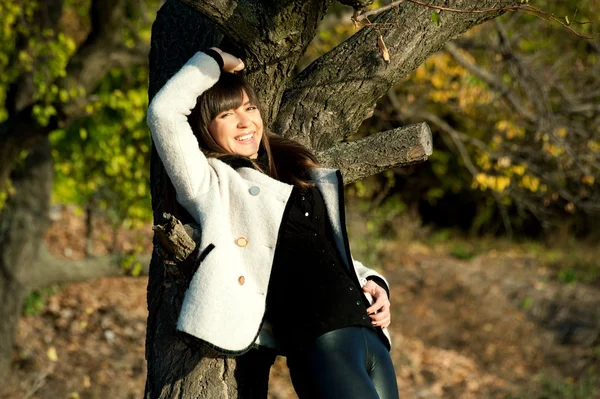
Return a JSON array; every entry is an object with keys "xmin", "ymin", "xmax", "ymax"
[
  {"xmin": 208, "ymin": 90, "xmax": 263, "ymax": 158},
  {"xmin": 146, "ymin": 48, "xmax": 399, "ymax": 399}
]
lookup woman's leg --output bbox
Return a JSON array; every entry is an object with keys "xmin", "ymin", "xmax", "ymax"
[
  {"xmin": 235, "ymin": 346, "xmax": 277, "ymax": 398},
  {"xmin": 287, "ymin": 327, "xmax": 398, "ymax": 399},
  {"xmin": 363, "ymin": 328, "xmax": 399, "ymax": 399}
]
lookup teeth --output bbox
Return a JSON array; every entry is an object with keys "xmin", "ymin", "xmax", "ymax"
[{"xmin": 236, "ymin": 133, "xmax": 253, "ymax": 142}]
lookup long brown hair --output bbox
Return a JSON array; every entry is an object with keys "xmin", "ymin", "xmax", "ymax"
[
  {"xmin": 188, "ymin": 71, "xmax": 318, "ymax": 186},
  {"xmin": 163, "ymin": 72, "xmax": 318, "ymax": 223}
]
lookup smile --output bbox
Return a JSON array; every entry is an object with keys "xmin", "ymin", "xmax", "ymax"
[{"xmin": 235, "ymin": 133, "xmax": 255, "ymax": 142}]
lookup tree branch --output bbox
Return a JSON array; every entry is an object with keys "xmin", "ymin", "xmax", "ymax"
[
  {"xmin": 316, "ymin": 122, "xmax": 432, "ymax": 184},
  {"xmin": 27, "ymin": 246, "xmax": 150, "ymax": 290},
  {"xmin": 176, "ymin": 0, "xmax": 331, "ymax": 125},
  {"xmin": 444, "ymin": 41, "xmax": 536, "ymax": 123},
  {"xmin": 275, "ymin": 0, "xmax": 521, "ymax": 150}
]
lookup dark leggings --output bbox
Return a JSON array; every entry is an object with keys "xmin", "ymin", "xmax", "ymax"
[{"xmin": 287, "ymin": 326, "xmax": 399, "ymax": 399}]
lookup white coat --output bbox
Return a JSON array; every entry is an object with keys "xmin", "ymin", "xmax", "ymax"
[{"xmin": 147, "ymin": 52, "xmax": 391, "ymax": 354}]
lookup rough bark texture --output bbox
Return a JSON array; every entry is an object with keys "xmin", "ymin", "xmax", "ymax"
[
  {"xmin": 144, "ymin": 2, "xmax": 274, "ymax": 398},
  {"xmin": 178, "ymin": 0, "xmax": 332, "ymax": 125},
  {"xmin": 274, "ymin": 0, "xmax": 521, "ymax": 150},
  {"xmin": 317, "ymin": 122, "xmax": 433, "ymax": 184},
  {"xmin": 0, "ymin": 139, "xmax": 53, "ymax": 380}
]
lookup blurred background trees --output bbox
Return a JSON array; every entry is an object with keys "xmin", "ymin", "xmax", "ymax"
[
  {"xmin": 0, "ymin": 0, "xmax": 156, "ymax": 379},
  {"xmin": 347, "ymin": 1, "xmax": 599, "ymax": 239}
]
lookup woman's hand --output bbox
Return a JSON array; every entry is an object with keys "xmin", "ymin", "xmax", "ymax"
[
  {"xmin": 363, "ymin": 280, "xmax": 391, "ymax": 329},
  {"xmin": 210, "ymin": 47, "xmax": 244, "ymax": 73}
]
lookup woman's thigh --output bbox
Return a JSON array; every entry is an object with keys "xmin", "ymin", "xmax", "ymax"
[
  {"xmin": 287, "ymin": 327, "xmax": 398, "ymax": 399},
  {"xmin": 363, "ymin": 328, "xmax": 399, "ymax": 399}
]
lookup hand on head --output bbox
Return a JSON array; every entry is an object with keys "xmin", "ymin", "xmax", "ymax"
[{"xmin": 210, "ymin": 47, "xmax": 245, "ymax": 73}]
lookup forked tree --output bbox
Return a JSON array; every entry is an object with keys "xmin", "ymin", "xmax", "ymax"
[{"xmin": 145, "ymin": 0, "xmax": 522, "ymax": 397}]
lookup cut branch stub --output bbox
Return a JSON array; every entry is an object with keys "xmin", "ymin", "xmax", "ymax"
[
  {"xmin": 316, "ymin": 122, "xmax": 433, "ymax": 184},
  {"xmin": 152, "ymin": 213, "xmax": 199, "ymax": 263}
]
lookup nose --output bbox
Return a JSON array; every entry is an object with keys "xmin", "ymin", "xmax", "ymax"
[{"xmin": 237, "ymin": 113, "xmax": 251, "ymax": 128}]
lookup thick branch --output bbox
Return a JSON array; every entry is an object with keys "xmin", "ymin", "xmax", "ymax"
[
  {"xmin": 275, "ymin": 0, "xmax": 521, "ymax": 150},
  {"xmin": 177, "ymin": 0, "xmax": 261, "ymax": 48},
  {"xmin": 27, "ymin": 246, "xmax": 150, "ymax": 290},
  {"xmin": 316, "ymin": 122, "xmax": 432, "ymax": 184},
  {"xmin": 176, "ymin": 0, "xmax": 331, "ymax": 124}
]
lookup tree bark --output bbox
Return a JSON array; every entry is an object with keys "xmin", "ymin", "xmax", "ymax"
[
  {"xmin": 274, "ymin": 0, "xmax": 521, "ymax": 150},
  {"xmin": 145, "ymin": 2, "xmax": 277, "ymax": 398},
  {"xmin": 0, "ymin": 139, "xmax": 53, "ymax": 381},
  {"xmin": 316, "ymin": 122, "xmax": 433, "ymax": 184}
]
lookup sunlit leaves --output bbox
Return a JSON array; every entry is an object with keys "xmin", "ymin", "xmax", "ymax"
[{"xmin": 51, "ymin": 66, "xmax": 152, "ymax": 229}]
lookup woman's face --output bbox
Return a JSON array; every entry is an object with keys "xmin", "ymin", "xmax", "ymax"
[{"xmin": 208, "ymin": 90, "xmax": 263, "ymax": 159}]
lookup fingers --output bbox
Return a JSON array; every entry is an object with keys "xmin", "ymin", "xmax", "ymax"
[
  {"xmin": 209, "ymin": 47, "xmax": 245, "ymax": 73},
  {"xmin": 231, "ymin": 58, "xmax": 244, "ymax": 72},
  {"xmin": 364, "ymin": 282, "xmax": 388, "ymax": 315},
  {"xmin": 369, "ymin": 302, "xmax": 391, "ymax": 328},
  {"xmin": 362, "ymin": 280, "xmax": 391, "ymax": 328},
  {"xmin": 366, "ymin": 295, "xmax": 386, "ymax": 314}
]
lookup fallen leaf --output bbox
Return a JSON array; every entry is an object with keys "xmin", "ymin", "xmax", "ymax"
[{"xmin": 47, "ymin": 346, "xmax": 58, "ymax": 362}]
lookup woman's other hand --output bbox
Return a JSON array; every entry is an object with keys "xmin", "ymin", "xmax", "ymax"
[
  {"xmin": 363, "ymin": 280, "xmax": 391, "ymax": 329},
  {"xmin": 210, "ymin": 47, "xmax": 245, "ymax": 72}
]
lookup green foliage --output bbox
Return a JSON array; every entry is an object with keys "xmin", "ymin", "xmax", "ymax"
[
  {"xmin": 22, "ymin": 287, "xmax": 55, "ymax": 316},
  {"xmin": 50, "ymin": 67, "xmax": 152, "ymax": 228},
  {"xmin": 555, "ymin": 262, "xmax": 599, "ymax": 285},
  {"xmin": 520, "ymin": 297, "xmax": 534, "ymax": 310},
  {"xmin": 509, "ymin": 371, "xmax": 599, "ymax": 399},
  {"xmin": 0, "ymin": 1, "xmax": 80, "ymax": 125},
  {"xmin": 430, "ymin": 12, "xmax": 440, "ymax": 26},
  {"xmin": 1, "ymin": 0, "xmax": 156, "ymax": 229},
  {"xmin": 450, "ymin": 245, "xmax": 475, "ymax": 260},
  {"xmin": 121, "ymin": 251, "xmax": 144, "ymax": 277}
]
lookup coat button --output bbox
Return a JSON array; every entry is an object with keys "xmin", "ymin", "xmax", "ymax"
[
  {"xmin": 238, "ymin": 276, "xmax": 245, "ymax": 285},
  {"xmin": 236, "ymin": 237, "xmax": 248, "ymax": 247},
  {"xmin": 356, "ymin": 300, "xmax": 361, "ymax": 306},
  {"xmin": 249, "ymin": 186, "xmax": 260, "ymax": 196}
]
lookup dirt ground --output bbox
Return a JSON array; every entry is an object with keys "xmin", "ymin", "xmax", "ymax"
[{"xmin": 2, "ymin": 209, "xmax": 599, "ymax": 398}]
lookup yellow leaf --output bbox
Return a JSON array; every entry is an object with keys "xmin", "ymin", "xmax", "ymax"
[
  {"xmin": 582, "ymin": 175, "xmax": 595, "ymax": 186},
  {"xmin": 555, "ymin": 127, "xmax": 567, "ymax": 138},
  {"xmin": 47, "ymin": 346, "xmax": 58, "ymax": 362}
]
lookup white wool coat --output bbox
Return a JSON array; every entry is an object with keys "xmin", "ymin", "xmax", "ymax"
[{"xmin": 147, "ymin": 52, "xmax": 391, "ymax": 354}]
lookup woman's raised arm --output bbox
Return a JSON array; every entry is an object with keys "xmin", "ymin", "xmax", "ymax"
[{"xmin": 146, "ymin": 52, "xmax": 222, "ymax": 205}]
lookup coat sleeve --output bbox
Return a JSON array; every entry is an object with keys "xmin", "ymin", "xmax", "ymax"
[
  {"xmin": 146, "ymin": 52, "xmax": 221, "ymax": 205},
  {"xmin": 352, "ymin": 258, "xmax": 390, "ymax": 298}
]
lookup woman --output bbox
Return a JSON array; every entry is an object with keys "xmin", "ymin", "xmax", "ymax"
[{"xmin": 147, "ymin": 47, "xmax": 399, "ymax": 399}]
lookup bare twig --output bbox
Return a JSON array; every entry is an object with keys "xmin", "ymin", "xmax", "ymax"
[{"xmin": 354, "ymin": 1, "xmax": 593, "ymax": 38}]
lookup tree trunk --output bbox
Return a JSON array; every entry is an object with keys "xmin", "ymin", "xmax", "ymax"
[
  {"xmin": 144, "ymin": 2, "xmax": 276, "ymax": 398},
  {"xmin": 0, "ymin": 139, "xmax": 53, "ymax": 380}
]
